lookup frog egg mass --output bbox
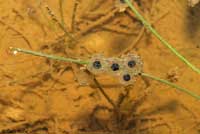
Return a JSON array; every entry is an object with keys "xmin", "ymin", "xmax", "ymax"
[{"xmin": 87, "ymin": 54, "xmax": 143, "ymax": 85}]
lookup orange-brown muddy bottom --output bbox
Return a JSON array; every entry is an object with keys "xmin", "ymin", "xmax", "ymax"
[{"xmin": 0, "ymin": 0, "xmax": 200, "ymax": 134}]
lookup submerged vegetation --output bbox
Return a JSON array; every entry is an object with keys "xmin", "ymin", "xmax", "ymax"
[
  {"xmin": 11, "ymin": 0, "xmax": 200, "ymax": 99},
  {"xmin": 0, "ymin": 0, "xmax": 200, "ymax": 133}
]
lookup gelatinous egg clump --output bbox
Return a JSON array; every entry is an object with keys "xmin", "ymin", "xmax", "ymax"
[{"xmin": 87, "ymin": 54, "xmax": 143, "ymax": 85}]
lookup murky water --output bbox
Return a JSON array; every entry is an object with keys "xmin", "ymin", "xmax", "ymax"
[{"xmin": 0, "ymin": 0, "xmax": 200, "ymax": 134}]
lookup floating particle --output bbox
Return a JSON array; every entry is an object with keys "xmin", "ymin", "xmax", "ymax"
[
  {"xmin": 114, "ymin": 0, "xmax": 128, "ymax": 12},
  {"xmin": 13, "ymin": 50, "xmax": 18, "ymax": 55},
  {"xmin": 7, "ymin": 47, "xmax": 19, "ymax": 56}
]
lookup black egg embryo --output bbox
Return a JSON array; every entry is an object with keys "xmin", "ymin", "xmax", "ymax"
[
  {"xmin": 93, "ymin": 60, "xmax": 102, "ymax": 69},
  {"xmin": 128, "ymin": 60, "xmax": 136, "ymax": 68},
  {"xmin": 123, "ymin": 74, "xmax": 131, "ymax": 81},
  {"xmin": 111, "ymin": 63, "xmax": 120, "ymax": 71}
]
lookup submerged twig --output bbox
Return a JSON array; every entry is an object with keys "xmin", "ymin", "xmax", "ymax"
[
  {"xmin": 124, "ymin": 0, "xmax": 200, "ymax": 74},
  {"xmin": 93, "ymin": 77, "xmax": 117, "ymax": 109},
  {"xmin": 0, "ymin": 20, "xmax": 32, "ymax": 49},
  {"xmin": 71, "ymin": 0, "xmax": 79, "ymax": 32},
  {"xmin": 59, "ymin": 0, "xmax": 65, "ymax": 28},
  {"xmin": 0, "ymin": 117, "xmax": 50, "ymax": 133},
  {"xmin": 73, "ymin": 8, "xmax": 119, "ymax": 38},
  {"xmin": 45, "ymin": 5, "xmax": 75, "ymax": 41}
]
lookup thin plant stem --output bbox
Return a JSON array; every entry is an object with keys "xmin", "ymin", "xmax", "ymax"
[
  {"xmin": 45, "ymin": 5, "xmax": 75, "ymax": 41},
  {"xmin": 141, "ymin": 73, "xmax": 200, "ymax": 100},
  {"xmin": 11, "ymin": 47, "xmax": 89, "ymax": 65},
  {"xmin": 59, "ymin": 0, "xmax": 65, "ymax": 28},
  {"xmin": 124, "ymin": 0, "xmax": 200, "ymax": 74},
  {"xmin": 10, "ymin": 47, "xmax": 200, "ymax": 100}
]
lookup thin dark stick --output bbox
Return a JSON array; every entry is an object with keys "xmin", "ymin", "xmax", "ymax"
[
  {"xmin": 93, "ymin": 77, "xmax": 117, "ymax": 109},
  {"xmin": 45, "ymin": 5, "xmax": 75, "ymax": 41},
  {"xmin": 71, "ymin": 0, "xmax": 79, "ymax": 32},
  {"xmin": 59, "ymin": 0, "xmax": 65, "ymax": 28},
  {"xmin": 0, "ymin": 20, "xmax": 32, "ymax": 49}
]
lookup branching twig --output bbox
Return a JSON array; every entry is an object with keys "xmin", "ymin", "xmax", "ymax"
[{"xmin": 59, "ymin": 0, "xmax": 65, "ymax": 28}]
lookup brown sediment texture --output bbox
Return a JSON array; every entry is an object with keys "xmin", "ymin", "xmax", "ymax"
[{"xmin": 0, "ymin": 0, "xmax": 200, "ymax": 134}]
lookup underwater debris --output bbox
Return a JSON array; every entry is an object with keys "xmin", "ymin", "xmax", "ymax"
[
  {"xmin": 188, "ymin": 0, "xmax": 200, "ymax": 7},
  {"xmin": 115, "ymin": 0, "xmax": 129, "ymax": 12},
  {"xmin": 166, "ymin": 67, "xmax": 179, "ymax": 82}
]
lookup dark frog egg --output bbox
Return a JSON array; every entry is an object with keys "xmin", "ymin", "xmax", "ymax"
[
  {"xmin": 87, "ymin": 54, "xmax": 108, "ymax": 74},
  {"xmin": 128, "ymin": 60, "xmax": 136, "ymax": 68},
  {"xmin": 122, "ymin": 54, "xmax": 143, "ymax": 75},
  {"xmin": 118, "ymin": 71, "xmax": 136, "ymax": 85},
  {"xmin": 123, "ymin": 74, "xmax": 131, "ymax": 81},
  {"xmin": 111, "ymin": 63, "xmax": 120, "ymax": 71},
  {"xmin": 93, "ymin": 60, "xmax": 102, "ymax": 69},
  {"xmin": 105, "ymin": 57, "xmax": 123, "ymax": 75}
]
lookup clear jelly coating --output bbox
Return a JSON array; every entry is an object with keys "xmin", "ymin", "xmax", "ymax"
[
  {"xmin": 87, "ymin": 54, "xmax": 109, "ymax": 74},
  {"xmin": 121, "ymin": 54, "xmax": 143, "ymax": 75},
  {"xmin": 104, "ymin": 57, "xmax": 124, "ymax": 75},
  {"xmin": 118, "ymin": 71, "xmax": 136, "ymax": 85},
  {"xmin": 87, "ymin": 53, "xmax": 143, "ymax": 85}
]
